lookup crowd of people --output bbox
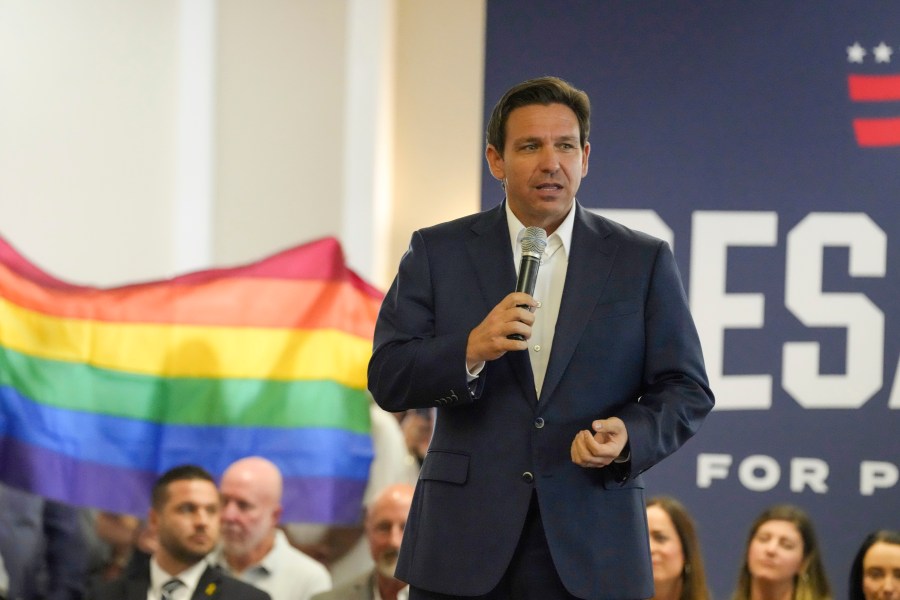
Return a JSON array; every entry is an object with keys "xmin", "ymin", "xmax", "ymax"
[
  {"xmin": 0, "ymin": 406, "xmax": 425, "ymax": 600},
  {"xmin": 1, "ymin": 410, "xmax": 897, "ymax": 600},
  {"xmin": 644, "ymin": 495, "xmax": 899, "ymax": 600},
  {"xmin": 1, "ymin": 476, "xmax": 898, "ymax": 600}
]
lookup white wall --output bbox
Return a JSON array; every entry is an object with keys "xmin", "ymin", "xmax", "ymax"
[
  {"xmin": 391, "ymin": 0, "xmax": 485, "ymax": 283},
  {"xmin": 0, "ymin": 0, "xmax": 179, "ymax": 285},
  {"xmin": 0, "ymin": 0, "xmax": 485, "ymax": 291},
  {"xmin": 215, "ymin": 0, "xmax": 348, "ymax": 270}
]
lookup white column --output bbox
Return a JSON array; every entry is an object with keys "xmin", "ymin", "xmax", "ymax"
[
  {"xmin": 173, "ymin": 0, "xmax": 216, "ymax": 275},
  {"xmin": 342, "ymin": 0, "xmax": 396, "ymax": 288}
]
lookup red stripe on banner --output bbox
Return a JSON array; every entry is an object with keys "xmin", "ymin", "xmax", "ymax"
[
  {"xmin": 853, "ymin": 117, "xmax": 900, "ymax": 147},
  {"xmin": 848, "ymin": 74, "xmax": 900, "ymax": 102}
]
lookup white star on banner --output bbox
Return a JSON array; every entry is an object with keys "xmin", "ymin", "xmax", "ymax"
[
  {"xmin": 873, "ymin": 42, "xmax": 893, "ymax": 63},
  {"xmin": 847, "ymin": 42, "xmax": 867, "ymax": 63}
]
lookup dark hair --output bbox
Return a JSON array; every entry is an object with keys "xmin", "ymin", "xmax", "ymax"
[
  {"xmin": 848, "ymin": 529, "xmax": 900, "ymax": 600},
  {"xmin": 647, "ymin": 496, "xmax": 712, "ymax": 600},
  {"xmin": 151, "ymin": 464, "xmax": 216, "ymax": 510},
  {"xmin": 486, "ymin": 76, "xmax": 591, "ymax": 155},
  {"xmin": 731, "ymin": 504, "xmax": 832, "ymax": 600}
]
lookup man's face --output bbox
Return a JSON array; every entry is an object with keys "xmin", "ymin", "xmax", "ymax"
[
  {"xmin": 220, "ymin": 472, "xmax": 279, "ymax": 557},
  {"xmin": 366, "ymin": 493, "xmax": 413, "ymax": 579},
  {"xmin": 152, "ymin": 479, "xmax": 220, "ymax": 566},
  {"xmin": 401, "ymin": 409, "xmax": 434, "ymax": 461},
  {"xmin": 486, "ymin": 102, "xmax": 590, "ymax": 234}
]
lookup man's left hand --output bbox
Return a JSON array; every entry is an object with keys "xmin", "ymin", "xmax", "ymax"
[{"xmin": 570, "ymin": 417, "xmax": 629, "ymax": 468}]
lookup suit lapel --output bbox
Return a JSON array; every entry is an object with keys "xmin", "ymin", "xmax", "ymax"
[
  {"xmin": 540, "ymin": 205, "xmax": 617, "ymax": 403},
  {"xmin": 122, "ymin": 557, "xmax": 151, "ymax": 600},
  {"xmin": 126, "ymin": 578, "xmax": 148, "ymax": 600},
  {"xmin": 191, "ymin": 566, "xmax": 222, "ymax": 599},
  {"xmin": 467, "ymin": 204, "xmax": 537, "ymax": 404}
]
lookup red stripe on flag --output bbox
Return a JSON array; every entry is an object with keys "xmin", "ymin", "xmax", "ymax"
[
  {"xmin": 853, "ymin": 117, "xmax": 900, "ymax": 147},
  {"xmin": 848, "ymin": 74, "xmax": 900, "ymax": 101}
]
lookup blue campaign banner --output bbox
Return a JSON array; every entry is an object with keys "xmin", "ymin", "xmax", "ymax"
[{"xmin": 483, "ymin": 2, "xmax": 899, "ymax": 597}]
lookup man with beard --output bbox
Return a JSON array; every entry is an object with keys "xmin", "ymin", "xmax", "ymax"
[
  {"xmin": 312, "ymin": 484, "xmax": 415, "ymax": 600},
  {"xmin": 211, "ymin": 457, "xmax": 332, "ymax": 600},
  {"xmin": 88, "ymin": 465, "xmax": 269, "ymax": 600}
]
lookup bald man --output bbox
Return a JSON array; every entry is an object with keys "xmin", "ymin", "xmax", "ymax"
[
  {"xmin": 312, "ymin": 483, "xmax": 415, "ymax": 600},
  {"xmin": 211, "ymin": 457, "xmax": 332, "ymax": 600}
]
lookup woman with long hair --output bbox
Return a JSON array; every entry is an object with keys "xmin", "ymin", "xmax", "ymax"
[
  {"xmin": 731, "ymin": 504, "xmax": 831, "ymax": 600},
  {"xmin": 646, "ymin": 496, "xmax": 711, "ymax": 600},
  {"xmin": 849, "ymin": 529, "xmax": 900, "ymax": 600}
]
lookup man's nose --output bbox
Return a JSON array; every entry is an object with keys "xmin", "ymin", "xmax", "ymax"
[
  {"xmin": 194, "ymin": 510, "xmax": 212, "ymax": 528},
  {"xmin": 220, "ymin": 500, "xmax": 239, "ymax": 522},
  {"xmin": 390, "ymin": 524, "xmax": 404, "ymax": 546},
  {"xmin": 538, "ymin": 147, "xmax": 559, "ymax": 171}
]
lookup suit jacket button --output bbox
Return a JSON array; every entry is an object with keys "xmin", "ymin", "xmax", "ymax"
[
  {"xmin": 521, "ymin": 471, "xmax": 534, "ymax": 483},
  {"xmin": 534, "ymin": 417, "xmax": 545, "ymax": 429}
]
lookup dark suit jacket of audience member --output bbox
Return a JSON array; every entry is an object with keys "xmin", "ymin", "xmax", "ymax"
[
  {"xmin": 0, "ymin": 484, "xmax": 89, "ymax": 600},
  {"xmin": 86, "ymin": 561, "xmax": 271, "ymax": 600}
]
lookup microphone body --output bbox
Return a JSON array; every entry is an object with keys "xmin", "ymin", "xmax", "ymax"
[
  {"xmin": 508, "ymin": 227, "xmax": 547, "ymax": 341},
  {"xmin": 515, "ymin": 253, "xmax": 541, "ymax": 296}
]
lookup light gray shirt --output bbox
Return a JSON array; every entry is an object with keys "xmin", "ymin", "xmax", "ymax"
[{"xmin": 213, "ymin": 530, "xmax": 331, "ymax": 600}]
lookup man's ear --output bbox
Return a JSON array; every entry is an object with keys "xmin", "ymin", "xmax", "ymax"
[
  {"xmin": 485, "ymin": 144, "xmax": 506, "ymax": 181},
  {"xmin": 272, "ymin": 505, "xmax": 283, "ymax": 528},
  {"xmin": 581, "ymin": 141, "xmax": 590, "ymax": 176}
]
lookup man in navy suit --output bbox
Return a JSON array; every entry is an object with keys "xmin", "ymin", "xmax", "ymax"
[
  {"xmin": 87, "ymin": 465, "xmax": 270, "ymax": 600},
  {"xmin": 367, "ymin": 77, "xmax": 715, "ymax": 600}
]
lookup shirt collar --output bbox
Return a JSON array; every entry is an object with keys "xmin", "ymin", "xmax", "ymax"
[
  {"xmin": 150, "ymin": 554, "xmax": 210, "ymax": 596},
  {"xmin": 209, "ymin": 530, "xmax": 282, "ymax": 576},
  {"xmin": 504, "ymin": 199, "xmax": 576, "ymax": 259}
]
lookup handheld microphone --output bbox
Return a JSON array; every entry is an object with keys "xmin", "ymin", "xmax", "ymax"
[{"xmin": 508, "ymin": 226, "xmax": 547, "ymax": 341}]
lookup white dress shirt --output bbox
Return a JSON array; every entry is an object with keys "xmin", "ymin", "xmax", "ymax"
[
  {"xmin": 148, "ymin": 556, "xmax": 209, "ymax": 600},
  {"xmin": 467, "ymin": 201, "xmax": 575, "ymax": 396},
  {"xmin": 211, "ymin": 529, "xmax": 332, "ymax": 600},
  {"xmin": 505, "ymin": 201, "xmax": 574, "ymax": 398}
]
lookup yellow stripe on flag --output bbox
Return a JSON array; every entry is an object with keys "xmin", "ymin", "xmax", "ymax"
[{"xmin": 0, "ymin": 297, "xmax": 371, "ymax": 388}]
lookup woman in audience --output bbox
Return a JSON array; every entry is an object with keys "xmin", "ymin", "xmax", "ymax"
[
  {"xmin": 849, "ymin": 529, "xmax": 900, "ymax": 600},
  {"xmin": 731, "ymin": 504, "xmax": 831, "ymax": 600},
  {"xmin": 646, "ymin": 496, "xmax": 711, "ymax": 600}
]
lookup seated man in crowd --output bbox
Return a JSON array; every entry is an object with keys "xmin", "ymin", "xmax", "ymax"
[
  {"xmin": 312, "ymin": 483, "xmax": 414, "ymax": 600},
  {"xmin": 88, "ymin": 464, "xmax": 269, "ymax": 600},
  {"xmin": 399, "ymin": 408, "xmax": 434, "ymax": 469},
  {"xmin": 0, "ymin": 482, "xmax": 91, "ymax": 600},
  {"xmin": 211, "ymin": 457, "xmax": 332, "ymax": 600}
]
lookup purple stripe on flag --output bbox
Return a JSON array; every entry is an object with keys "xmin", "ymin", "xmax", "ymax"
[
  {"xmin": 0, "ymin": 436, "xmax": 369, "ymax": 524},
  {"xmin": 282, "ymin": 476, "xmax": 369, "ymax": 525},
  {"xmin": 0, "ymin": 435, "xmax": 156, "ymax": 514}
]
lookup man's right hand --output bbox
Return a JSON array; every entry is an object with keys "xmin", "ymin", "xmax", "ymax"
[{"xmin": 466, "ymin": 292, "xmax": 537, "ymax": 370}]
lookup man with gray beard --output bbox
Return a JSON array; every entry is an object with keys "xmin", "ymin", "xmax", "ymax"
[
  {"xmin": 312, "ymin": 484, "xmax": 414, "ymax": 600},
  {"xmin": 211, "ymin": 457, "xmax": 332, "ymax": 600}
]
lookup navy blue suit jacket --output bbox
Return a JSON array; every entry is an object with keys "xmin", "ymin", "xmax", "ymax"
[
  {"xmin": 368, "ymin": 203, "xmax": 714, "ymax": 599},
  {"xmin": 86, "ymin": 562, "xmax": 270, "ymax": 600}
]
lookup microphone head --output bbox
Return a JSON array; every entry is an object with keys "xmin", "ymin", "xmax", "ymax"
[{"xmin": 521, "ymin": 226, "xmax": 548, "ymax": 258}]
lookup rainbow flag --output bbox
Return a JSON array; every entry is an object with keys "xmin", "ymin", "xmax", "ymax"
[{"xmin": 0, "ymin": 235, "xmax": 381, "ymax": 523}]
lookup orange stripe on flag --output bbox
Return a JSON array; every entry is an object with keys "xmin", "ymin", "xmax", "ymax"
[{"xmin": 0, "ymin": 264, "xmax": 380, "ymax": 337}]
